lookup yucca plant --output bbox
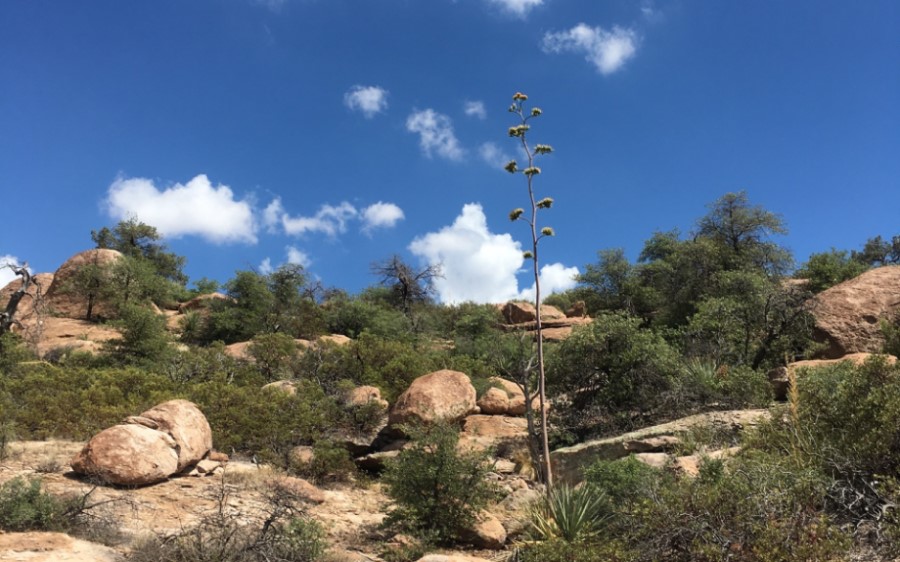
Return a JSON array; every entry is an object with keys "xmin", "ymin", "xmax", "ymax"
[{"xmin": 529, "ymin": 483, "xmax": 609, "ymax": 543}]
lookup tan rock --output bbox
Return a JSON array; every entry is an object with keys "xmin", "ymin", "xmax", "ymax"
[
  {"xmin": 501, "ymin": 301, "xmax": 566, "ymax": 324},
  {"xmin": 318, "ymin": 334, "xmax": 352, "ymax": 346},
  {"xmin": 224, "ymin": 340, "xmax": 252, "ymax": 360},
  {"xmin": 0, "ymin": 272, "xmax": 53, "ymax": 325},
  {"xmin": 812, "ymin": 266, "xmax": 900, "ymax": 358},
  {"xmin": 263, "ymin": 380, "xmax": 297, "ymax": 395},
  {"xmin": 346, "ymin": 385, "xmax": 389, "ymax": 410},
  {"xmin": 769, "ymin": 353, "xmax": 898, "ymax": 400},
  {"xmin": 140, "ymin": 399, "xmax": 213, "ymax": 471},
  {"xmin": 416, "ymin": 556, "xmax": 494, "ymax": 562},
  {"xmin": 272, "ymin": 476, "xmax": 326, "ymax": 504},
  {"xmin": 71, "ymin": 423, "xmax": 179, "ymax": 486},
  {"xmin": 674, "ymin": 447, "xmax": 742, "ymax": 477},
  {"xmin": 633, "ymin": 452, "xmax": 670, "ymax": 469},
  {"xmin": 389, "ymin": 370, "xmax": 477, "ymax": 427},
  {"xmin": 0, "ymin": 532, "xmax": 122, "ymax": 562},
  {"xmin": 459, "ymin": 511, "xmax": 507, "ymax": 549},
  {"xmin": 459, "ymin": 415, "xmax": 529, "ymax": 453},
  {"xmin": 477, "ymin": 387, "xmax": 510, "ymax": 415},
  {"xmin": 207, "ymin": 450, "xmax": 229, "ymax": 463},
  {"xmin": 45, "ymin": 249, "xmax": 123, "ymax": 320},
  {"xmin": 178, "ymin": 292, "xmax": 231, "ymax": 313},
  {"xmin": 35, "ymin": 317, "xmax": 121, "ymax": 357}
]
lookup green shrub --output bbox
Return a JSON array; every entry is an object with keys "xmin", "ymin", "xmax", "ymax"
[
  {"xmin": 292, "ymin": 439, "xmax": 356, "ymax": 484},
  {"xmin": 515, "ymin": 539, "xmax": 633, "ymax": 562},
  {"xmin": 529, "ymin": 483, "xmax": 610, "ymax": 543},
  {"xmin": 584, "ymin": 456, "xmax": 660, "ymax": 509},
  {"xmin": 0, "ymin": 477, "xmax": 79, "ymax": 532},
  {"xmin": 382, "ymin": 421, "xmax": 497, "ymax": 545}
]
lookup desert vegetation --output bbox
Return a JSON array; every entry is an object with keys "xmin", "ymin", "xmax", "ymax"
[{"xmin": 2, "ymin": 99, "xmax": 900, "ymax": 561}]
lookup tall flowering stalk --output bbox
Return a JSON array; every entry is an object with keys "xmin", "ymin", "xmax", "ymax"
[{"xmin": 506, "ymin": 92, "xmax": 555, "ymax": 487}]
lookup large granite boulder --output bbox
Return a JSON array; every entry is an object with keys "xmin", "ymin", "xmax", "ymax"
[
  {"xmin": 140, "ymin": 399, "xmax": 213, "ymax": 471},
  {"xmin": 389, "ymin": 370, "xmax": 478, "ymax": 427},
  {"xmin": 501, "ymin": 301, "xmax": 566, "ymax": 324},
  {"xmin": 71, "ymin": 424, "xmax": 179, "ymax": 486},
  {"xmin": 45, "ymin": 249, "xmax": 123, "ymax": 320},
  {"xmin": 812, "ymin": 266, "xmax": 900, "ymax": 358}
]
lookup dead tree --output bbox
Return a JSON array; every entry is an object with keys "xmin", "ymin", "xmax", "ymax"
[{"xmin": 0, "ymin": 263, "xmax": 36, "ymax": 337}]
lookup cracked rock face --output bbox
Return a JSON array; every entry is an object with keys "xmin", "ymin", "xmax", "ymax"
[
  {"xmin": 71, "ymin": 399, "xmax": 212, "ymax": 486},
  {"xmin": 811, "ymin": 265, "xmax": 900, "ymax": 358}
]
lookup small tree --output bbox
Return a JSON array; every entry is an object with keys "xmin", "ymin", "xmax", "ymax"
[{"xmin": 505, "ymin": 91, "xmax": 555, "ymax": 486}]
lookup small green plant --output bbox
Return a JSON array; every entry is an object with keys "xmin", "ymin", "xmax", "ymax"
[
  {"xmin": 382, "ymin": 421, "xmax": 497, "ymax": 545},
  {"xmin": 529, "ymin": 483, "xmax": 610, "ymax": 543},
  {"xmin": 292, "ymin": 439, "xmax": 356, "ymax": 484}
]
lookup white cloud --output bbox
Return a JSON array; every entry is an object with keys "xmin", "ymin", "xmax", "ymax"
[
  {"xmin": 409, "ymin": 203, "xmax": 579, "ymax": 304},
  {"xmin": 362, "ymin": 202, "xmax": 405, "ymax": 233},
  {"xmin": 285, "ymin": 246, "xmax": 311, "ymax": 268},
  {"xmin": 517, "ymin": 262, "xmax": 580, "ymax": 302},
  {"xmin": 265, "ymin": 198, "xmax": 404, "ymax": 237},
  {"xmin": 0, "ymin": 255, "xmax": 27, "ymax": 289},
  {"xmin": 406, "ymin": 109, "xmax": 465, "ymax": 161},
  {"xmin": 344, "ymin": 85, "xmax": 389, "ymax": 118},
  {"xmin": 105, "ymin": 174, "xmax": 257, "ymax": 244},
  {"xmin": 487, "ymin": 0, "xmax": 544, "ymax": 18},
  {"xmin": 280, "ymin": 201, "xmax": 358, "ymax": 237},
  {"xmin": 259, "ymin": 257, "xmax": 274, "ymax": 275},
  {"xmin": 464, "ymin": 100, "xmax": 487, "ymax": 119},
  {"xmin": 542, "ymin": 24, "xmax": 639, "ymax": 75},
  {"xmin": 478, "ymin": 142, "xmax": 513, "ymax": 170}
]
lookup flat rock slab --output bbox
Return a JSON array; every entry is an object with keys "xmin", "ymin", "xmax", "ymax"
[
  {"xmin": 550, "ymin": 409, "xmax": 769, "ymax": 484},
  {"xmin": 0, "ymin": 532, "xmax": 122, "ymax": 562}
]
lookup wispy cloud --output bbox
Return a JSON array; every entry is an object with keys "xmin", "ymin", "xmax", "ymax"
[
  {"xmin": 344, "ymin": 85, "xmax": 389, "ymax": 118},
  {"xmin": 409, "ymin": 203, "xmax": 577, "ymax": 304},
  {"xmin": 104, "ymin": 174, "xmax": 257, "ymax": 244},
  {"xmin": 478, "ymin": 142, "xmax": 513, "ymax": 170},
  {"xmin": 542, "ymin": 24, "xmax": 639, "ymax": 75},
  {"xmin": 486, "ymin": 0, "xmax": 545, "ymax": 18},
  {"xmin": 406, "ymin": 109, "xmax": 465, "ymax": 161},
  {"xmin": 265, "ymin": 198, "xmax": 404, "ymax": 237},
  {"xmin": 286, "ymin": 246, "xmax": 311, "ymax": 267},
  {"xmin": 464, "ymin": 100, "xmax": 487, "ymax": 119}
]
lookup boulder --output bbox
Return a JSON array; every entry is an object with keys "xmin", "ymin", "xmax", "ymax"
[
  {"xmin": 501, "ymin": 301, "xmax": 565, "ymax": 324},
  {"xmin": 178, "ymin": 292, "xmax": 231, "ymax": 313},
  {"xmin": 476, "ymin": 387, "xmax": 509, "ymax": 415},
  {"xmin": 45, "ymin": 249, "xmax": 123, "ymax": 320},
  {"xmin": 674, "ymin": 447, "xmax": 742, "ymax": 477},
  {"xmin": 389, "ymin": 370, "xmax": 477, "ymax": 427},
  {"xmin": 566, "ymin": 300, "xmax": 587, "ymax": 318},
  {"xmin": 346, "ymin": 385, "xmax": 389, "ymax": 410},
  {"xmin": 263, "ymin": 380, "xmax": 297, "ymax": 395},
  {"xmin": 812, "ymin": 266, "xmax": 900, "ymax": 358},
  {"xmin": 459, "ymin": 511, "xmax": 507, "ymax": 549},
  {"xmin": 35, "ymin": 317, "xmax": 121, "ymax": 357},
  {"xmin": 140, "ymin": 399, "xmax": 212, "ymax": 471},
  {"xmin": 318, "ymin": 334, "xmax": 352, "ymax": 346},
  {"xmin": 272, "ymin": 476, "xmax": 326, "ymax": 504},
  {"xmin": 71, "ymin": 423, "xmax": 179, "ymax": 486},
  {"xmin": 633, "ymin": 452, "xmax": 670, "ymax": 469},
  {"xmin": 224, "ymin": 341, "xmax": 252, "ymax": 360},
  {"xmin": 459, "ymin": 415, "xmax": 529, "ymax": 453}
]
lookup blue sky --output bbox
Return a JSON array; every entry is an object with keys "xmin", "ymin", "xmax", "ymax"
[{"xmin": 1, "ymin": 0, "xmax": 898, "ymax": 302}]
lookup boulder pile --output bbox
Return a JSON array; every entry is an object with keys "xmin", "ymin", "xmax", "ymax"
[{"xmin": 71, "ymin": 399, "xmax": 219, "ymax": 486}]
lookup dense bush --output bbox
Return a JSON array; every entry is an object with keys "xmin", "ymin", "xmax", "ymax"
[{"xmin": 382, "ymin": 421, "xmax": 497, "ymax": 545}]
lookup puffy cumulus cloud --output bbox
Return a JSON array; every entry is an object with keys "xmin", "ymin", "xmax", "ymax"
[
  {"xmin": 517, "ymin": 262, "xmax": 579, "ymax": 302},
  {"xmin": 464, "ymin": 100, "xmax": 487, "ymax": 119},
  {"xmin": 410, "ymin": 204, "xmax": 580, "ymax": 304},
  {"xmin": 487, "ymin": 0, "xmax": 544, "ymax": 17},
  {"xmin": 542, "ymin": 24, "xmax": 639, "ymax": 75},
  {"xmin": 362, "ymin": 202, "xmax": 405, "ymax": 233},
  {"xmin": 285, "ymin": 246, "xmax": 311, "ymax": 268},
  {"xmin": 478, "ymin": 142, "xmax": 513, "ymax": 170},
  {"xmin": 259, "ymin": 257, "xmax": 274, "ymax": 275},
  {"xmin": 0, "ymin": 255, "xmax": 28, "ymax": 288},
  {"xmin": 265, "ymin": 198, "xmax": 404, "ymax": 237},
  {"xmin": 105, "ymin": 174, "xmax": 257, "ymax": 244},
  {"xmin": 406, "ymin": 109, "xmax": 465, "ymax": 161},
  {"xmin": 344, "ymin": 85, "xmax": 389, "ymax": 118}
]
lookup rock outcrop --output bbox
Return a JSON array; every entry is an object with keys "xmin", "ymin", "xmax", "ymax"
[
  {"xmin": 45, "ymin": 249, "xmax": 123, "ymax": 320},
  {"xmin": 501, "ymin": 301, "xmax": 566, "ymax": 324},
  {"xmin": 389, "ymin": 370, "xmax": 477, "ymax": 427},
  {"xmin": 811, "ymin": 266, "xmax": 900, "ymax": 358},
  {"xmin": 767, "ymin": 352, "xmax": 898, "ymax": 400},
  {"xmin": 0, "ymin": 532, "xmax": 122, "ymax": 562},
  {"xmin": 550, "ymin": 409, "xmax": 769, "ymax": 484},
  {"xmin": 71, "ymin": 399, "xmax": 212, "ymax": 485}
]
